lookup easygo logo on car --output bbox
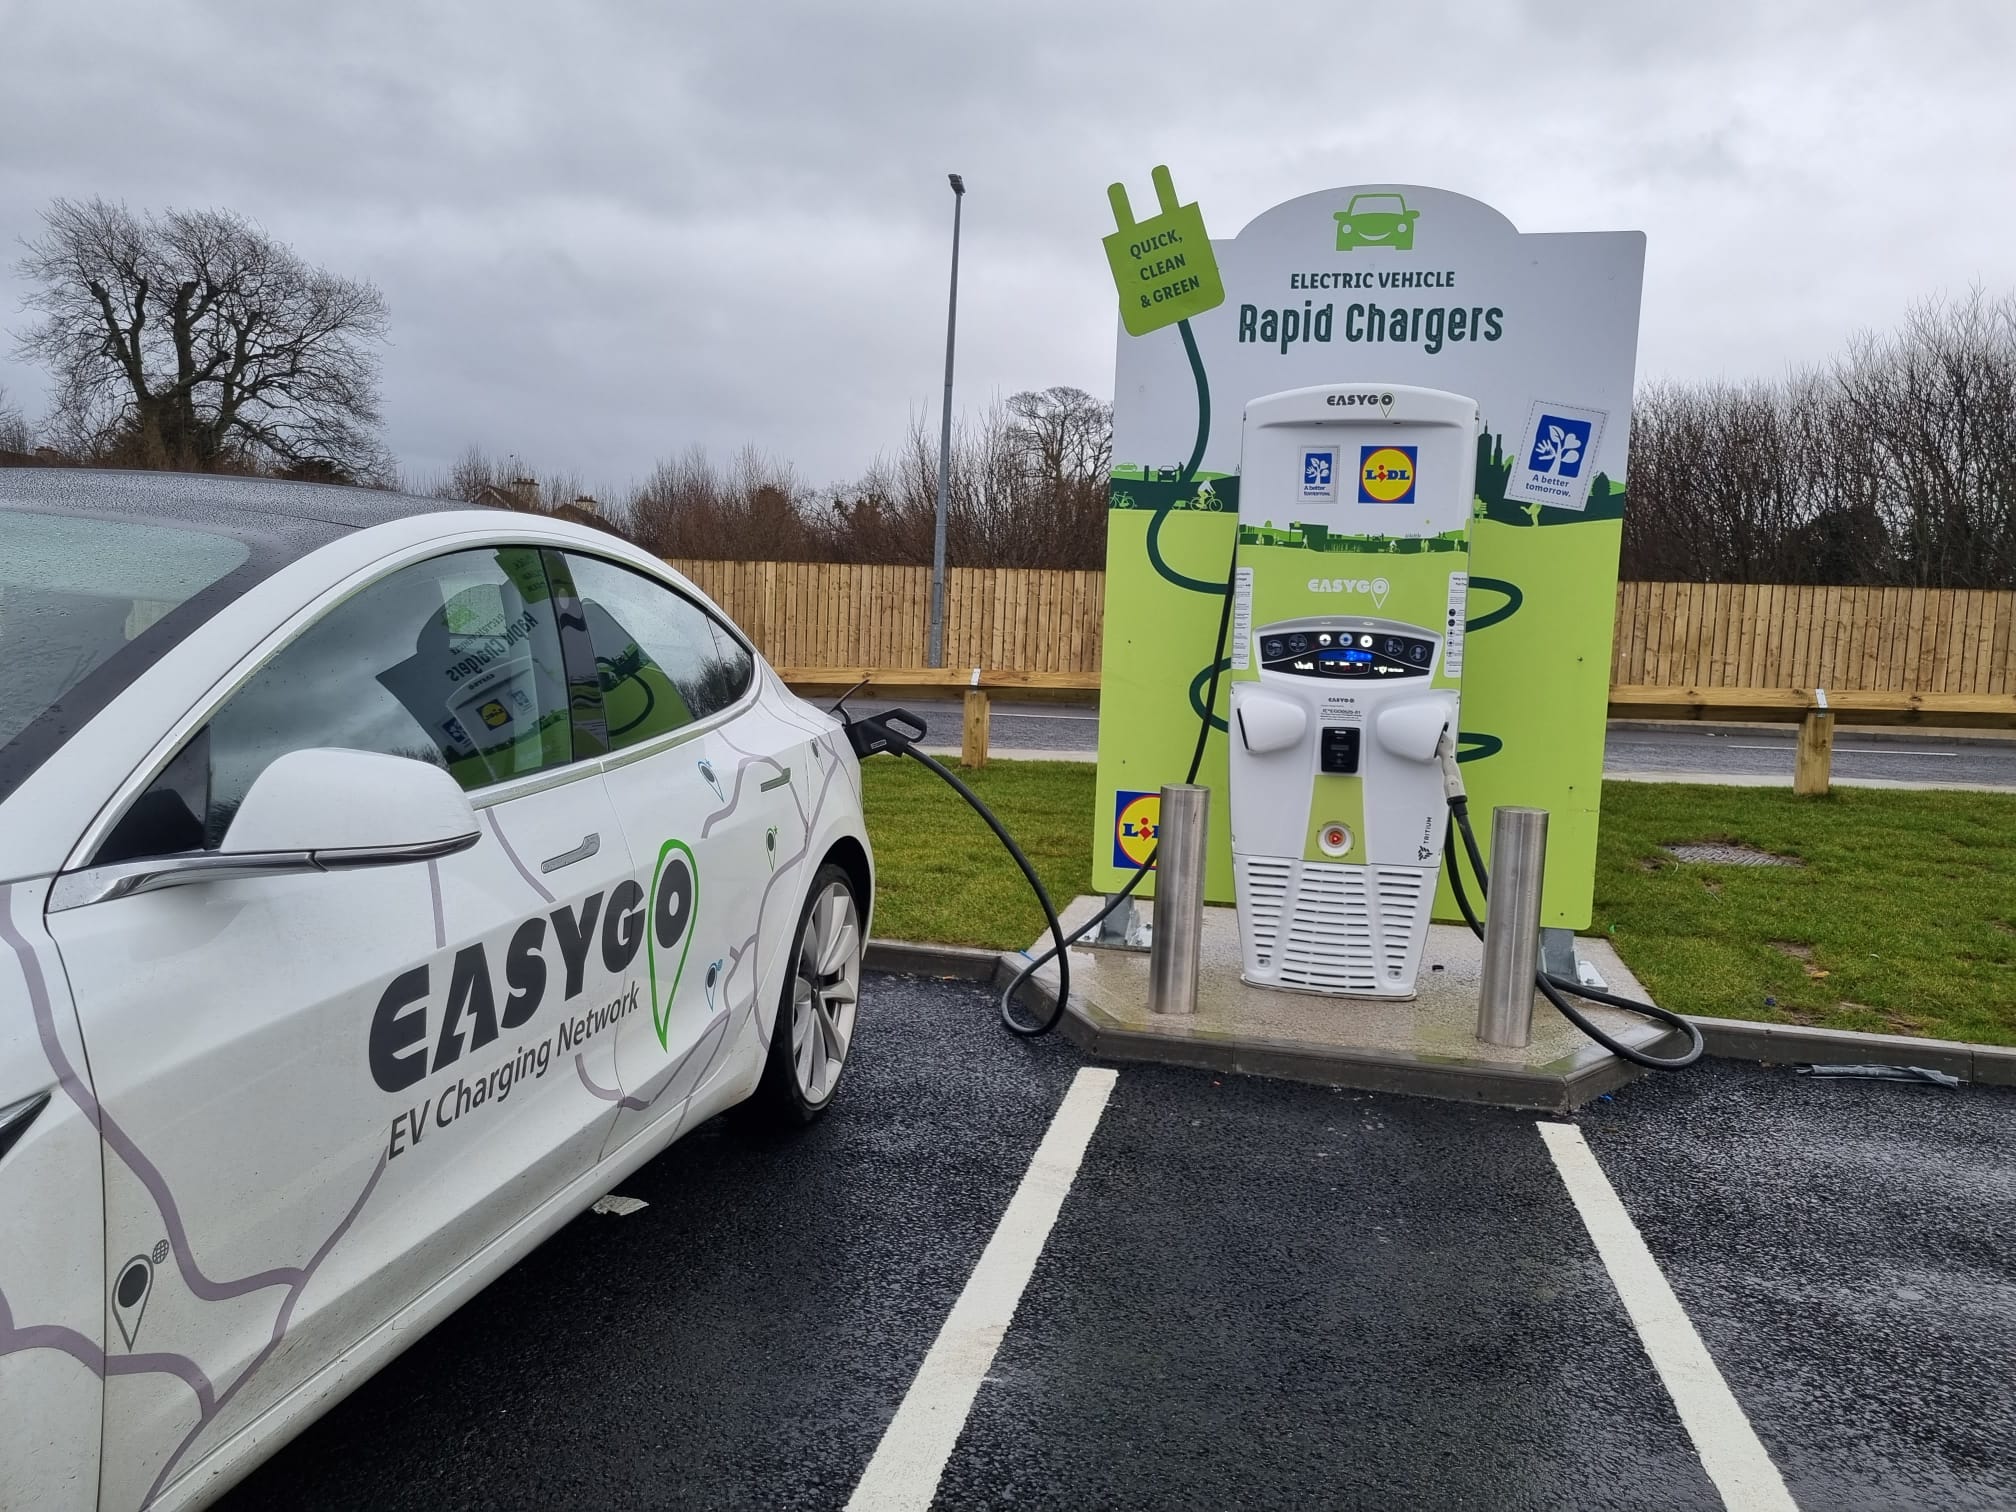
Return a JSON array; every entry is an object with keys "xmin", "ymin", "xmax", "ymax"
[{"xmin": 368, "ymin": 836, "xmax": 701, "ymax": 1159}]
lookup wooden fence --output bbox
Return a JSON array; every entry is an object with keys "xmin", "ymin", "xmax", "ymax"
[
  {"xmin": 666, "ymin": 560, "xmax": 1105, "ymax": 673},
  {"xmin": 1610, "ymin": 582, "xmax": 2016, "ymax": 694},
  {"xmin": 668, "ymin": 560, "xmax": 2016, "ymax": 695}
]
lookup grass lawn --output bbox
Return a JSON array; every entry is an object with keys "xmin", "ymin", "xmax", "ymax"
[
  {"xmin": 861, "ymin": 759, "xmax": 2016, "ymax": 1045},
  {"xmin": 1592, "ymin": 783, "xmax": 2016, "ymax": 1045},
  {"xmin": 861, "ymin": 759, "xmax": 1096, "ymax": 951}
]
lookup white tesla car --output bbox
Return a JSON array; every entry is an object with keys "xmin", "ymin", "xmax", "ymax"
[{"xmin": 0, "ymin": 471, "xmax": 873, "ymax": 1511}]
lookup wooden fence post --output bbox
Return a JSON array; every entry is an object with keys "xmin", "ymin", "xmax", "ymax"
[
  {"xmin": 961, "ymin": 685, "xmax": 990, "ymax": 769},
  {"xmin": 1794, "ymin": 690, "xmax": 1834, "ymax": 796}
]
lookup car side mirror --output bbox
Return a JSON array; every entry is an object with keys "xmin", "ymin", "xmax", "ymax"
[
  {"xmin": 50, "ymin": 748, "xmax": 481, "ymax": 910},
  {"xmin": 220, "ymin": 748, "xmax": 481, "ymax": 861}
]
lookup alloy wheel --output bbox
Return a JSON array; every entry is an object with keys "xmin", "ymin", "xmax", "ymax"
[{"xmin": 789, "ymin": 880, "xmax": 860, "ymax": 1103}]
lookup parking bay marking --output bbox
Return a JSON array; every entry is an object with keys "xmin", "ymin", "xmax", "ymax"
[
  {"xmin": 1538, "ymin": 1122, "xmax": 1798, "ymax": 1512},
  {"xmin": 846, "ymin": 1066, "xmax": 1119, "ymax": 1512}
]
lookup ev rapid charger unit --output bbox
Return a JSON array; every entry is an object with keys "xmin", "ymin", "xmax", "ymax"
[
  {"xmin": 1228, "ymin": 385, "xmax": 1480, "ymax": 998},
  {"xmin": 836, "ymin": 377, "xmax": 1698, "ymax": 1062}
]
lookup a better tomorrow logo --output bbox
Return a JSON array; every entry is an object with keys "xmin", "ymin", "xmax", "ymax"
[
  {"xmin": 1528, "ymin": 414, "xmax": 1591, "ymax": 478},
  {"xmin": 1302, "ymin": 448, "xmax": 1336, "ymax": 498}
]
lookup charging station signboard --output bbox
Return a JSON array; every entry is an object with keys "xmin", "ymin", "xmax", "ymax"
[{"xmin": 1094, "ymin": 177, "xmax": 1646, "ymax": 928}]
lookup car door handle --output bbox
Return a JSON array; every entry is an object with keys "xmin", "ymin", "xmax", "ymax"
[{"xmin": 540, "ymin": 833, "xmax": 600, "ymax": 873}]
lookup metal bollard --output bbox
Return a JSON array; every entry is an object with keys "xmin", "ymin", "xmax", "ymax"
[
  {"xmin": 1147, "ymin": 784, "xmax": 1208, "ymax": 1015},
  {"xmin": 1476, "ymin": 806, "xmax": 1548, "ymax": 1048}
]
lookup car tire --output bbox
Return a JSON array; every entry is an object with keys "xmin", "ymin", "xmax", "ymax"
[{"xmin": 749, "ymin": 863, "xmax": 863, "ymax": 1126}]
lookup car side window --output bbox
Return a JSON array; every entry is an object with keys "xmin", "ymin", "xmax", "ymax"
[
  {"xmin": 95, "ymin": 546, "xmax": 574, "ymax": 861},
  {"xmin": 561, "ymin": 553, "xmax": 754, "ymax": 750}
]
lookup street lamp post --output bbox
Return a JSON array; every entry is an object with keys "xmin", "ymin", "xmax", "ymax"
[{"xmin": 928, "ymin": 172, "xmax": 965, "ymax": 668}]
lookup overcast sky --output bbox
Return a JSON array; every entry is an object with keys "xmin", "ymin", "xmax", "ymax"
[{"xmin": 1, "ymin": 0, "xmax": 2009, "ymax": 494}]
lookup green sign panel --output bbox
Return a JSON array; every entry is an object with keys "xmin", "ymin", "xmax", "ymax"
[{"xmin": 1103, "ymin": 165, "xmax": 1224, "ymax": 337}]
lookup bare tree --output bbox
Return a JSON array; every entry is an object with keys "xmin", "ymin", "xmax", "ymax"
[
  {"xmin": 625, "ymin": 445, "xmax": 817, "ymax": 559},
  {"xmin": 811, "ymin": 388, "xmax": 1112, "ymax": 569},
  {"xmin": 1006, "ymin": 386, "xmax": 1112, "ymax": 489},
  {"xmin": 0, "ymin": 384, "xmax": 31, "ymax": 455},
  {"xmin": 1623, "ymin": 289, "xmax": 2015, "ymax": 588},
  {"xmin": 1832, "ymin": 290, "xmax": 2016, "ymax": 588},
  {"xmin": 14, "ymin": 198, "xmax": 391, "ymax": 480},
  {"xmin": 418, "ymin": 444, "xmax": 626, "ymax": 537}
]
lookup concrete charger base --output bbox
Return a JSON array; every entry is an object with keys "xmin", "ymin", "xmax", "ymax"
[{"xmin": 1010, "ymin": 897, "xmax": 1681, "ymax": 1113}]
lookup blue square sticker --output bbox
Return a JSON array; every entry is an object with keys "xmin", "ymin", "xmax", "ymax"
[
  {"xmin": 1357, "ymin": 444, "xmax": 1417, "ymax": 504},
  {"xmin": 1528, "ymin": 413, "xmax": 1591, "ymax": 479},
  {"xmin": 1300, "ymin": 448, "xmax": 1337, "ymax": 500},
  {"xmin": 1112, "ymin": 789, "xmax": 1159, "ymax": 870}
]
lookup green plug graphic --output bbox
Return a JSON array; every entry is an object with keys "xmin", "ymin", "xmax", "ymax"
[{"xmin": 1102, "ymin": 165, "xmax": 1225, "ymax": 338}]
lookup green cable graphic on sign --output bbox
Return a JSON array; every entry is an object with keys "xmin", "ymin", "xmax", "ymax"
[{"xmin": 1106, "ymin": 167, "xmax": 1233, "ymax": 721}]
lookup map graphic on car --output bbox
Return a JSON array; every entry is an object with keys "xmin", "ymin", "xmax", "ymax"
[{"xmin": 1334, "ymin": 193, "xmax": 1419, "ymax": 251}]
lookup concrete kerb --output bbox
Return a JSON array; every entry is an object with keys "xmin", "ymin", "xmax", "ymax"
[{"xmin": 862, "ymin": 939, "xmax": 2016, "ymax": 1089}]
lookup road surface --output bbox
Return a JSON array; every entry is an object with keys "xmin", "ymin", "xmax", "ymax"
[{"xmin": 893, "ymin": 699, "xmax": 2016, "ymax": 788}]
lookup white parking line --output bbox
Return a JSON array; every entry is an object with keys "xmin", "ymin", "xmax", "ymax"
[
  {"xmin": 1538, "ymin": 1122, "xmax": 1798, "ymax": 1512},
  {"xmin": 847, "ymin": 1067, "xmax": 1119, "ymax": 1512}
]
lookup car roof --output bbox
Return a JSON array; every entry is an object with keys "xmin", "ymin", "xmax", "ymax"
[{"xmin": 0, "ymin": 467, "xmax": 488, "ymax": 561}]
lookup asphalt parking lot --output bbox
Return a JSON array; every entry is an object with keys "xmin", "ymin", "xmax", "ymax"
[{"xmin": 225, "ymin": 975, "xmax": 2016, "ymax": 1512}]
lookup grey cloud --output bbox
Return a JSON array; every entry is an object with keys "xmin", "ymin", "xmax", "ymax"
[{"xmin": 2, "ymin": 0, "xmax": 2011, "ymax": 490}]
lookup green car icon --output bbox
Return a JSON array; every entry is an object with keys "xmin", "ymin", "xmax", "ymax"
[{"xmin": 1334, "ymin": 193, "xmax": 1419, "ymax": 251}]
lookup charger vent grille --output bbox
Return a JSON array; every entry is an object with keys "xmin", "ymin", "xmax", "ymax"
[
  {"xmin": 1374, "ymin": 868, "xmax": 1427, "ymax": 980},
  {"xmin": 1237, "ymin": 857, "xmax": 1432, "ymax": 995},
  {"xmin": 1237, "ymin": 855, "xmax": 1293, "ymax": 969}
]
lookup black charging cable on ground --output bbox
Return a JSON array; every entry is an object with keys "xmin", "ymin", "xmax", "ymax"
[
  {"xmin": 842, "ymin": 553, "xmax": 1696, "ymax": 1069},
  {"xmin": 1440, "ymin": 787, "xmax": 1703, "ymax": 1070},
  {"xmin": 841, "ymin": 544, "xmax": 1238, "ymax": 1038}
]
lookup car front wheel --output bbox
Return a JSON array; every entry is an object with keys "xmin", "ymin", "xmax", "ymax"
[{"xmin": 751, "ymin": 863, "xmax": 862, "ymax": 1125}]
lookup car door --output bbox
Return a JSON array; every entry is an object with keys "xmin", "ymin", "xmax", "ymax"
[
  {"xmin": 43, "ymin": 543, "xmax": 635, "ymax": 1511},
  {"xmin": 550, "ymin": 550, "xmax": 806, "ymax": 1148}
]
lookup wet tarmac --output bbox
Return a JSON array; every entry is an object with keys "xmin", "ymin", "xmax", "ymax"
[{"xmin": 223, "ymin": 975, "xmax": 2016, "ymax": 1511}]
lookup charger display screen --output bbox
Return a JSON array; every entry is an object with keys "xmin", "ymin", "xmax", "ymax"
[{"xmin": 1258, "ymin": 632, "xmax": 1435, "ymax": 679}]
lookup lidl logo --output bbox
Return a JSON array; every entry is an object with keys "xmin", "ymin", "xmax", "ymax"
[
  {"xmin": 478, "ymin": 700, "xmax": 510, "ymax": 728},
  {"xmin": 1358, "ymin": 445, "xmax": 1417, "ymax": 504},
  {"xmin": 1112, "ymin": 789, "xmax": 1160, "ymax": 870}
]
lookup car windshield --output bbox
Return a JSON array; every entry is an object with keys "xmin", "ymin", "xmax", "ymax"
[
  {"xmin": 0, "ymin": 507, "xmax": 252, "ymax": 802},
  {"xmin": 1351, "ymin": 196, "xmax": 1405, "ymax": 214}
]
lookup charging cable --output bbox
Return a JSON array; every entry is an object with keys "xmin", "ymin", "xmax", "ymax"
[
  {"xmin": 840, "ymin": 542, "xmax": 1238, "ymax": 1037},
  {"xmin": 1436, "ymin": 740, "xmax": 1703, "ymax": 1070},
  {"xmin": 840, "ymin": 565, "xmax": 1695, "ymax": 1070}
]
